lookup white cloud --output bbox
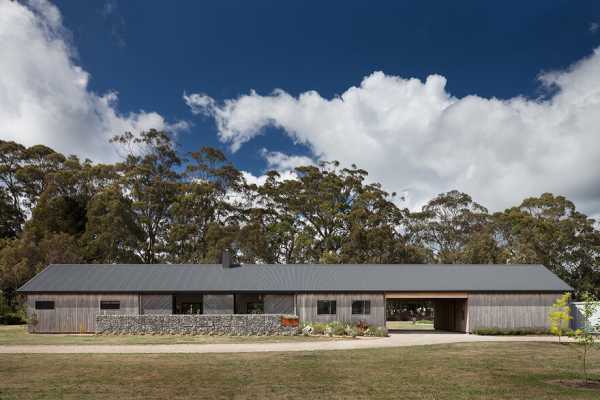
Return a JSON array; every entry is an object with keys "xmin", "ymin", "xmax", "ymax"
[
  {"xmin": 260, "ymin": 149, "xmax": 315, "ymax": 171},
  {"xmin": 186, "ymin": 48, "xmax": 600, "ymax": 216},
  {"xmin": 0, "ymin": 0, "xmax": 186, "ymax": 163},
  {"xmin": 240, "ymin": 150, "xmax": 310, "ymax": 188},
  {"xmin": 590, "ymin": 22, "xmax": 599, "ymax": 34}
]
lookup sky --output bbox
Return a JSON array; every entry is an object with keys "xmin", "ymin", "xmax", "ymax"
[{"xmin": 1, "ymin": 0, "xmax": 600, "ymax": 216}]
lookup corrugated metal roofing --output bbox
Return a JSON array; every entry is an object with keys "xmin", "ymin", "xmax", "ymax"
[{"xmin": 17, "ymin": 263, "xmax": 572, "ymax": 293}]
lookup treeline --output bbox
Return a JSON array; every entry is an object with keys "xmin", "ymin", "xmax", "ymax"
[{"xmin": 1, "ymin": 130, "xmax": 599, "ymax": 309}]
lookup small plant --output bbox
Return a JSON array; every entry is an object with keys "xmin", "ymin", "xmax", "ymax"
[
  {"xmin": 327, "ymin": 321, "xmax": 346, "ymax": 336},
  {"xmin": 301, "ymin": 324, "xmax": 313, "ymax": 336},
  {"xmin": 311, "ymin": 322, "xmax": 327, "ymax": 335},
  {"xmin": 549, "ymin": 292, "xmax": 572, "ymax": 344},
  {"xmin": 568, "ymin": 292, "xmax": 599, "ymax": 383},
  {"xmin": 355, "ymin": 320, "xmax": 369, "ymax": 335},
  {"xmin": 364, "ymin": 326, "xmax": 388, "ymax": 337}
]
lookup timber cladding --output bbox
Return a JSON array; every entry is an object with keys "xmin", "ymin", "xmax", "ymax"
[
  {"xmin": 26, "ymin": 293, "xmax": 139, "ymax": 333},
  {"xmin": 295, "ymin": 293, "xmax": 385, "ymax": 326},
  {"xmin": 467, "ymin": 292, "xmax": 562, "ymax": 332}
]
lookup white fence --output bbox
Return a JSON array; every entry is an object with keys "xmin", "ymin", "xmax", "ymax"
[{"xmin": 571, "ymin": 302, "xmax": 600, "ymax": 331}]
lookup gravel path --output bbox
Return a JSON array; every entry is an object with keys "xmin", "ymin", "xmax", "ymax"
[{"xmin": 0, "ymin": 333, "xmax": 570, "ymax": 354}]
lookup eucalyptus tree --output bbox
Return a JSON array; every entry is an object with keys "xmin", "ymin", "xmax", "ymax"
[
  {"xmin": 110, "ymin": 130, "xmax": 182, "ymax": 263},
  {"xmin": 408, "ymin": 190, "xmax": 493, "ymax": 264},
  {"xmin": 166, "ymin": 147, "xmax": 245, "ymax": 263},
  {"xmin": 493, "ymin": 193, "xmax": 600, "ymax": 297}
]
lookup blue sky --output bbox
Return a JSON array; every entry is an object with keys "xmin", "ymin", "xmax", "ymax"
[{"xmin": 2, "ymin": 0, "xmax": 600, "ymax": 215}]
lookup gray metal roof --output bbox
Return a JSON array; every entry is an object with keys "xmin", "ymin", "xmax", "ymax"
[{"xmin": 17, "ymin": 263, "xmax": 572, "ymax": 293}]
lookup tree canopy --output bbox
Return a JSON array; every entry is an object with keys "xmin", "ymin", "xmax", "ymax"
[{"xmin": 1, "ymin": 133, "xmax": 598, "ymax": 309}]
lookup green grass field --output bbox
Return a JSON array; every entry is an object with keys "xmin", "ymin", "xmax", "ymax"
[
  {"xmin": 386, "ymin": 320, "xmax": 434, "ymax": 330},
  {"xmin": 0, "ymin": 325, "xmax": 343, "ymax": 346},
  {"xmin": 0, "ymin": 342, "xmax": 599, "ymax": 399}
]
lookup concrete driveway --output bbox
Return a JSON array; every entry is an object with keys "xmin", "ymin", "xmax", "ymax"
[{"xmin": 0, "ymin": 333, "xmax": 570, "ymax": 354}]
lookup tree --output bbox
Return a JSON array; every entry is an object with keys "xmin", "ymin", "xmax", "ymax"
[
  {"xmin": 548, "ymin": 292, "xmax": 572, "ymax": 343},
  {"xmin": 166, "ymin": 147, "xmax": 245, "ymax": 263},
  {"xmin": 0, "ymin": 187, "xmax": 21, "ymax": 239},
  {"xmin": 0, "ymin": 140, "xmax": 27, "ymax": 227},
  {"xmin": 569, "ymin": 292, "xmax": 599, "ymax": 383},
  {"xmin": 494, "ymin": 193, "xmax": 600, "ymax": 298},
  {"xmin": 111, "ymin": 130, "xmax": 182, "ymax": 263},
  {"xmin": 408, "ymin": 191, "xmax": 493, "ymax": 263},
  {"xmin": 82, "ymin": 187, "xmax": 143, "ymax": 263}
]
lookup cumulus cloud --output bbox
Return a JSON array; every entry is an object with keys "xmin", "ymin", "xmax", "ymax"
[
  {"xmin": 0, "ymin": 0, "xmax": 186, "ymax": 163},
  {"xmin": 186, "ymin": 49, "xmax": 600, "ymax": 215},
  {"xmin": 239, "ymin": 150, "xmax": 311, "ymax": 188}
]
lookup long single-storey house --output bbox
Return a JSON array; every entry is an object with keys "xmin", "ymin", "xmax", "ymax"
[{"xmin": 17, "ymin": 261, "xmax": 572, "ymax": 334}]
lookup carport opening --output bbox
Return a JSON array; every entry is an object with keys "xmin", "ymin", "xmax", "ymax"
[
  {"xmin": 385, "ymin": 298, "xmax": 468, "ymax": 333},
  {"xmin": 386, "ymin": 299, "xmax": 434, "ymax": 331}
]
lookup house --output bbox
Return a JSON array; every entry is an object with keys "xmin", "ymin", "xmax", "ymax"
[{"xmin": 17, "ymin": 260, "xmax": 572, "ymax": 334}]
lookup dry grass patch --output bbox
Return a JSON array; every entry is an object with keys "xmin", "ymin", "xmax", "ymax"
[{"xmin": 0, "ymin": 342, "xmax": 599, "ymax": 399}]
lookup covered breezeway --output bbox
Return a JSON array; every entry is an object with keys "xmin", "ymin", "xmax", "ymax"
[{"xmin": 385, "ymin": 293, "xmax": 468, "ymax": 333}]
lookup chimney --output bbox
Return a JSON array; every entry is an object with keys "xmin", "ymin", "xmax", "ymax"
[{"xmin": 222, "ymin": 249, "xmax": 232, "ymax": 269}]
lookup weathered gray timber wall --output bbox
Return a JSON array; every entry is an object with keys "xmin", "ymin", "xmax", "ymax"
[
  {"xmin": 467, "ymin": 293, "xmax": 561, "ymax": 332},
  {"xmin": 26, "ymin": 293, "xmax": 139, "ymax": 333},
  {"xmin": 96, "ymin": 314, "xmax": 298, "ymax": 335},
  {"xmin": 296, "ymin": 293, "xmax": 385, "ymax": 326}
]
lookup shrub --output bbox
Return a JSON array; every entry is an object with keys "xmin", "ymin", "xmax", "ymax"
[
  {"xmin": 311, "ymin": 322, "xmax": 327, "ymax": 335},
  {"xmin": 473, "ymin": 327, "xmax": 551, "ymax": 336},
  {"xmin": 355, "ymin": 320, "xmax": 369, "ymax": 335},
  {"xmin": 327, "ymin": 321, "xmax": 347, "ymax": 336},
  {"xmin": 0, "ymin": 313, "xmax": 26, "ymax": 325},
  {"xmin": 364, "ymin": 326, "xmax": 389, "ymax": 337},
  {"xmin": 301, "ymin": 325, "xmax": 313, "ymax": 336}
]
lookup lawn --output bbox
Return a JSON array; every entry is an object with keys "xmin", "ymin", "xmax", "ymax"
[
  {"xmin": 0, "ymin": 325, "xmax": 342, "ymax": 346},
  {"xmin": 386, "ymin": 320, "xmax": 434, "ymax": 330},
  {"xmin": 0, "ymin": 342, "xmax": 598, "ymax": 399}
]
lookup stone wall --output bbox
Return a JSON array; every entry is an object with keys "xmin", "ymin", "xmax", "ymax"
[{"xmin": 96, "ymin": 314, "xmax": 298, "ymax": 336}]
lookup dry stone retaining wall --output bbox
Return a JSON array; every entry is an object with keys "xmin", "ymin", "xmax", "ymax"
[{"xmin": 96, "ymin": 314, "xmax": 298, "ymax": 335}]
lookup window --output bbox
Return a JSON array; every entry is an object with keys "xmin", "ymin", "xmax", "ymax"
[
  {"xmin": 352, "ymin": 300, "xmax": 371, "ymax": 315},
  {"xmin": 180, "ymin": 302, "xmax": 202, "ymax": 314},
  {"xmin": 100, "ymin": 301, "xmax": 120, "ymax": 310},
  {"xmin": 317, "ymin": 300, "xmax": 336, "ymax": 315},
  {"xmin": 35, "ymin": 301, "xmax": 54, "ymax": 310},
  {"xmin": 246, "ymin": 302, "xmax": 264, "ymax": 314}
]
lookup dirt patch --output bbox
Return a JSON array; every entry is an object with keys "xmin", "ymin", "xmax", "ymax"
[{"xmin": 547, "ymin": 379, "xmax": 600, "ymax": 390}]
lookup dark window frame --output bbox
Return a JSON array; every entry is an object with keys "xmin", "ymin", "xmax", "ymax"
[
  {"xmin": 317, "ymin": 300, "xmax": 337, "ymax": 315},
  {"xmin": 35, "ymin": 300, "xmax": 55, "ymax": 310},
  {"xmin": 100, "ymin": 300, "xmax": 121, "ymax": 310},
  {"xmin": 352, "ymin": 300, "xmax": 371, "ymax": 315}
]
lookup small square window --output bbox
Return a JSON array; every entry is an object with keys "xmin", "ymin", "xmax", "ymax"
[
  {"xmin": 100, "ymin": 301, "xmax": 120, "ymax": 310},
  {"xmin": 352, "ymin": 300, "xmax": 371, "ymax": 315},
  {"xmin": 317, "ymin": 300, "xmax": 336, "ymax": 315},
  {"xmin": 35, "ymin": 301, "xmax": 55, "ymax": 310}
]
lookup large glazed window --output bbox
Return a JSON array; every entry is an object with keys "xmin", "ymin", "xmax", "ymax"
[
  {"xmin": 100, "ymin": 301, "xmax": 121, "ymax": 310},
  {"xmin": 317, "ymin": 300, "xmax": 337, "ymax": 315},
  {"xmin": 352, "ymin": 300, "xmax": 371, "ymax": 315},
  {"xmin": 35, "ymin": 301, "xmax": 54, "ymax": 310}
]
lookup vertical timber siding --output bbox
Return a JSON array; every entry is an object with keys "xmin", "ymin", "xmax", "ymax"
[
  {"xmin": 296, "ymin": 293, "xmax": 385, "ymax": 326},
  {"xmin": 467, "ymin": 293, "xmax": 561, "ymax": 332},
  {"xmin": 141, "ymin": 294, "xmax": 172, "ymax": 314},
  {"xmin": 26, "ymin": 293, "xmax": 139, "ymax": 333}
]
